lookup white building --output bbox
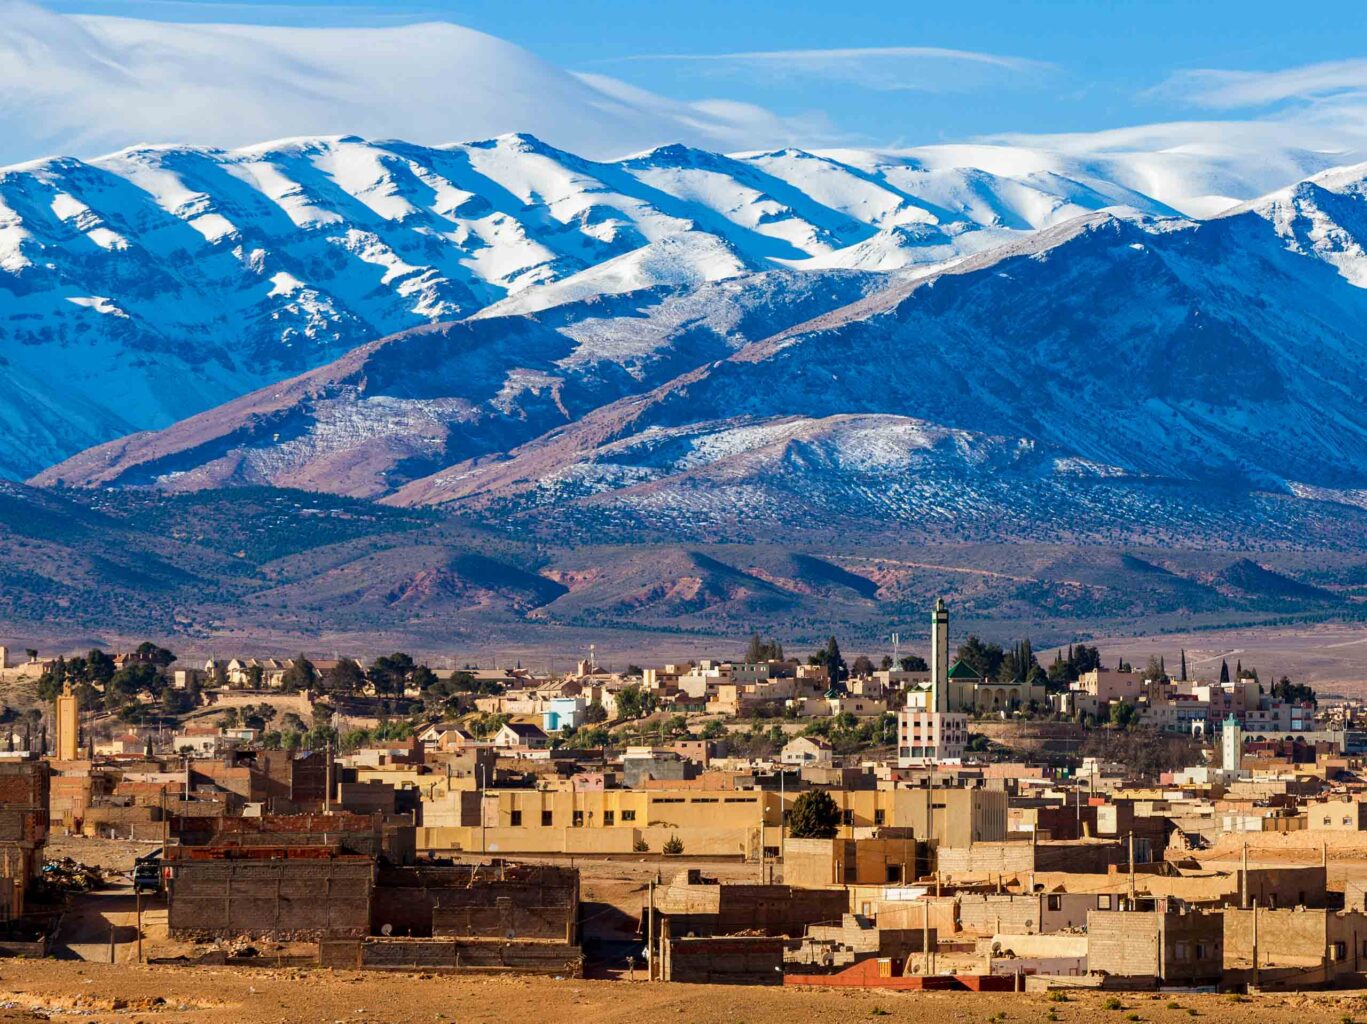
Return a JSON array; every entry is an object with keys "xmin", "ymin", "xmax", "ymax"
[{"xmin": 898, "ymin": 598, "xmax": 970, "ymax": 767}]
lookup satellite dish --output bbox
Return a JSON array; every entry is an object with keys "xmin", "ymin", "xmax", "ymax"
[{"xmin": 381, "ymin": 923, "xmax": 393, "ymax": 936}]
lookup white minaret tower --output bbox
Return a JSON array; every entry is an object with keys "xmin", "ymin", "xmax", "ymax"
[{"xmin": 931, "ymin": 597, "xmax": 949, "ymax": 713}]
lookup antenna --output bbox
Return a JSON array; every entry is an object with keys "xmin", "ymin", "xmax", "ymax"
[{"xmin": 891, "ymin": 632, "xmax": 901, "ymax": 670}]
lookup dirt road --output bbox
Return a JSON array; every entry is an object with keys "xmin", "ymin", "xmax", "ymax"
[{"xmin": 1, "ymin": 962, "xmax": 1367, "ymax": 1024}]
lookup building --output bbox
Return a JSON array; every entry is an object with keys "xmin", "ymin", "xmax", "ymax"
[
  {"xmin": 783, "ymin": 835, "xmax": 927, "ymax": 887},
  {"xmin": 1088, "ymin": 904, "xmax": 1224, "ymax": 986},
  {"xmin": 1306, "ymin": 795, "xmax": 1367, "ymax": 831},
  {"xmin": 494, "ymin": 722, "xmax": 549, "ymax": 750},
  {"xmin": 55, "ymin": 684, "xmax": 79, "ymax": 762},
  {"xmin": 898, "ymin": 598, "xmax": 970, "ymax": 767},
  {"xmin": 781, "ymin": 737, "xmax": 833, "ymax": 768}
]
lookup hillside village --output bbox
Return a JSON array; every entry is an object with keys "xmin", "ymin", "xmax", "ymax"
[{"xmin": 0, "ymin": 602, "xmax": 1363, "ymax": 992}]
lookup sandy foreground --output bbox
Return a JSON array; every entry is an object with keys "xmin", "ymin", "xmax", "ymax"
[{"xmin": 2, "ymin": 964, "xmax": 1367, "ymax": 1024}]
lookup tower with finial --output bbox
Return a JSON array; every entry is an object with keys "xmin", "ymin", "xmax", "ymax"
[{"xmin": 930, "ymin": 597, "xmax": 949, "ymax": 714}]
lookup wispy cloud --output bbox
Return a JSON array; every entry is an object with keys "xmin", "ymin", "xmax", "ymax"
[
  {"xmin": 597, "ymin": 45, "xmax": 1053, "ymax": 93},
  {"xmin": 1155, "ymin": 59, "xmax": 1367, "ymax": 110}
]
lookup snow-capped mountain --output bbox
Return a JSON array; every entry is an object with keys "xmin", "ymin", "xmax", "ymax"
[
  {"xmin": 36, "ymin": 161, "xmax": 1367, "ymax": 553},
  {"xmin": 0, "ymin": 131, "xmax": 1213, "ymax": 479}
]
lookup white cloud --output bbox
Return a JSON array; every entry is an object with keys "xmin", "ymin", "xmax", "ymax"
[
  {"xmin": 600, "ymin": 45, "xmax": 1053, "ymax": 93},
  {"xmin": 1157, "ymin": 59, "xmax": 1367, "ymax": 110},
  {"xmin": 0, "ymin": 0, "xmax": 827, "ymax": 164}
]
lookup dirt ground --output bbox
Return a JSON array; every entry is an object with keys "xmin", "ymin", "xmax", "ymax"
[{"xmin": 5, "ymin": 963, "xmax": 1367, "ymax": 1024}]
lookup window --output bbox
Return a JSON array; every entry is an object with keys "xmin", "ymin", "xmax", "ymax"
[
  {"xmin": 1195, "ymin": 943, "xmax": 1208, "ymax": 960},
  {"xmin": 510, "ymin": 810, "xmax": 522, "ymax": 826},
  {"xmin": 1047, "ymin": 895, "xmax": 1062, "ymax": 912},
  {"xmin": 1332, "ymin": 942, "xmax": 1347, "ymax": 961},
  {"xmin": 1098, "ymin": 895, "xmax": 1113, "ymax": 909},
  {"xmin": 874, "ymin": 809, "xmax": 886, "ymax": 825},
  {"xmin": 1175, "ymin": 941, "xmax": 1190, "ymax": 961},
  {"xmin": 886, "ymin": 865, "xmax": 903, "ymax": 883},
  {"xmin": 843, "ymin": 809, "xmax": 854, "ymax": 826},
  {"xmin": 572, "ymin": 809, "xmax": 584, "ymax": 827},
  {"xmin": 541, "ymin": 810, "xmax": 553, "ymax": 826},
  {"xmin": 604, "ymin": 810, "xmax": 614, "ymax": 826},
  {"xmin": 622, "ymin": 809, "xmax": 636, "ymax": 822}
]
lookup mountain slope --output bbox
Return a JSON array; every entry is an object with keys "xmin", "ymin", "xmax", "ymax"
[
  {"xmin": 380, "ymin": 167, "xmax": 1367, "ymax": 543},
  {"xmin": 24, "ymin": 160, "xmax": 1367, "ymax": 558},
  {"xmin": 1, "ymin": 133, "xmax": 1188, "ymax": 479}
]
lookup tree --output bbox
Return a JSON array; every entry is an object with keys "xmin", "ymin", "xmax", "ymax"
[
  {"xmin": 744, "ymin": 633, "xmax": 784, "ymax": 663},
  {"xmin": 412, "ymin": 665, "xmax": 439, "ymax": 693},
  {"xmin": 822, "ymin": 636, "xmax": 846, "ymax": 689},
  {"xmin": 134, "ymin": 642, "xmax": 177, "ymax": 668},
  {"xmin": 326, "ymin": 659, "xmax": 366, "ymax": 695},
  {"xmin": 899, "ymin": 655, "xmax": 929, "ymax": 672},
  {"xmin": 1219, "ymin": 659, "xmax": 1231, "ymax": 684},
  {"xmin": 956, "ymin": 636, "xmax": 1004, "ymax": 680},
  {"xmin": 109, "ymin": 662, "xmax": 162, "ymax": 701},
  {"xmin": 850, "ymin": 655, "xmax": 876, "ymax": 678},
  {"xmin": 86, "ymin": 649, "xmax": 116, "ymax": 686},
  {"xmin": 583, "ymin": 701, "xmax": 608, "ymax": 725},
  {"xmin": 614, "ymin": 684, "xmax": 656, "ymax": 721},
  {"xmin": 662, "ymin": 834, "xmax": 685, "ymax": 855},
  {"xmin": 247, "ymin": 664, "xmax": 264, "ymax": 689},
  {"xmin": 282, "ymin": 655, "xmax": 317, "ymax": 692},
  {"xmin": 368, "ymin": 653, "xmax": 415, "ymax": 695},
  {"xmin": 788, "ymin": 790, "xmax": 841, "ymax": 839},
  {"xmin": 1109, "ymin": 702, "xmax": 1138, "ymax": 730}
]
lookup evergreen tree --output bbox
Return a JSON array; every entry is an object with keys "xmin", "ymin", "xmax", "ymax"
[
  {"xmin": 1219, "ymin": 659, "xmax": 1231, "ymax": 683},
  {"xmin": 788, "ymin": 790, "xmax": 841, "ymax": 839},
  {"xmin": 823, "ymin": 636, "xmax": 846, "ymax": 689},
  {"xmin": 1180, "ymin": 649, "xmax": 1188, "ymax": 682}
]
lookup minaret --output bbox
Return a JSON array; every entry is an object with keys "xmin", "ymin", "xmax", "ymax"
[
  {"xmin": 56, "ymin": 682, "xmax": 79, "ymax": 762},
  {"xmin": 931, "ymin": 597, "xmax": 949, "ymax": 714}
]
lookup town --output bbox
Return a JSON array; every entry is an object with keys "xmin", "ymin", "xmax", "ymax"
[{"xmin": 0, "ymin": 601, "xmax": 1364, "ymax": 1000}]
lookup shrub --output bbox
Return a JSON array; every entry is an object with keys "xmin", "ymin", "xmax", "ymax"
[
  {"xmin": 1048, "ymin": 992, "xmax": 1070, "ymax": 1003},
  {"xmin": 1103, "ymin": 999, "xmax": 1123, "ymax": 1011},
  {"xmin": 662, "ymin": 834, "xmax": 684, "ymax": 855}
]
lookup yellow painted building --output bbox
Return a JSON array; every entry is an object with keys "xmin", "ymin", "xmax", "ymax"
[{"xmin": 416, "ymin": 784, "xmax": 1005, "ymax": 859}]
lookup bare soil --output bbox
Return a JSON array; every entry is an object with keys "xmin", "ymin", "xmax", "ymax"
[{"xmin": 3, "ymin": 962, "xmax": 1367, "ymax": 1024}]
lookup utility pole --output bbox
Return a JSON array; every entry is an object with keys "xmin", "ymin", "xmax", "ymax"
[
  {"xmin": 1128, "ymin": 831, "xmax": 1136, "ymax": 903},
  {"xmin": 647, "ymin": 878, "xmax": 656, "ymax": 981},
  {"xmin": 1242, "ymin": 842, "xmax": 1249, "ymax": 909},
  {"xmin": 135, "ymin": 887, "xmax": 143, "ymax": 963},
  {"xmin": 922, "ymin": 900, "xmax": 931, "ymax": 975},
  {"xmin": 323, "ymin": 740, "xmax": 333, "ymax": 813}
]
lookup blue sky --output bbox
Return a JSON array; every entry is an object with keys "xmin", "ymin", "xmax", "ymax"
[{"xmin": 37, "ymin": 0, "xmax": 1367, "ymax": 147}]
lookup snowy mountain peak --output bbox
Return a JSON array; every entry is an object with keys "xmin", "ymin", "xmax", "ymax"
[{"xmin": 2, "ymin": 135, "xmax": 1367, "ymax": 486}]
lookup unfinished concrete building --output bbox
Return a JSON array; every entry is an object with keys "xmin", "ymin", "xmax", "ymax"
[
  {"xmin": 653, "ymin": 870, "xmax": 848, "ymax": 937},
  {"xmin": 1088, "ymin": 904, "xmax": 1224, "ymax": 987},
  {"xmin": 0, "ymin": 757, "xmax": 49, "ymax": 919}
]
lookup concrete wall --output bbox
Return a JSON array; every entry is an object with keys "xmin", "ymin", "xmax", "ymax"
[
  {"xmin": 168, "ymin": 856, "xmax": 375, "ymax": 938},
  {"xmin": 784, "ymin": 837, "xmax": 926, "ymax": 888},
  {"xmin": 662, "ymin": 933, "xmax": 785, "ymax": 984},
  {"xmin": 936, "ymin": 840, "xmax": 1123, "ymax": 878},
  {"xmin": 320, "ymin": 937, "xmax": 582, "ymax": 975},
  {"xmin": 1088, "ymin": 910, "xmax": 1223, "ymax": 985},
  {"xmin": 655, "ymin": 875, "xmax": 848, "ymax": 937}
]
